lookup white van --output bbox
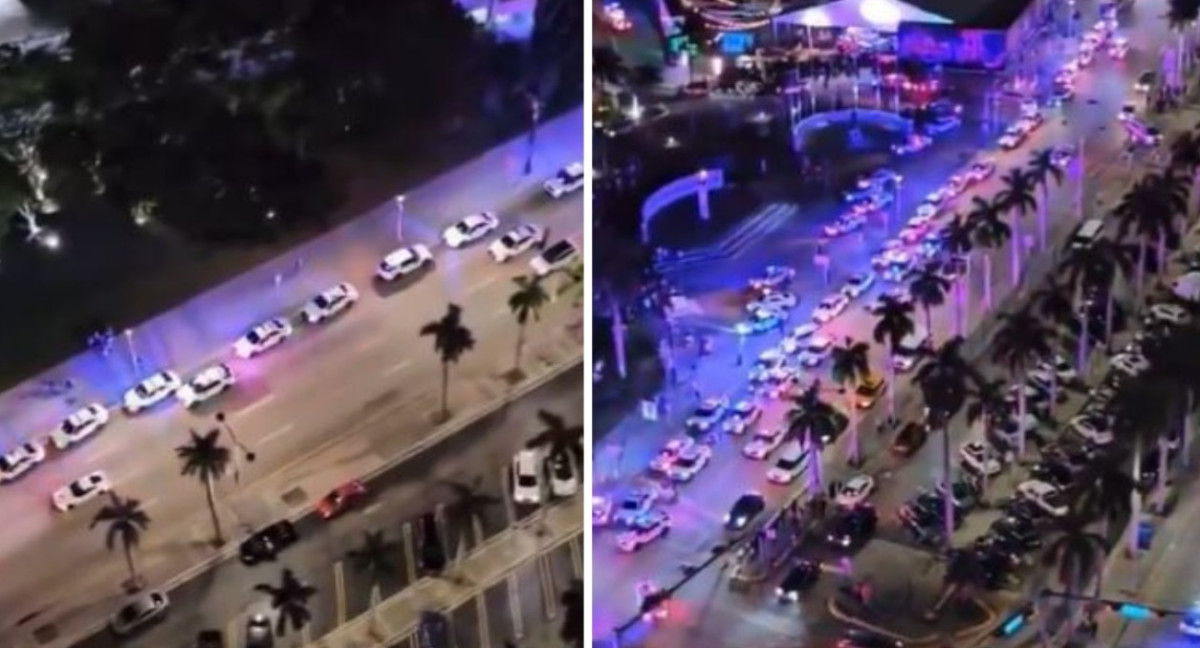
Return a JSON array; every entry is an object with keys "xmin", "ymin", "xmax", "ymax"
[{"xmin": 1070, "ymin": 218, "xmax": 1105, "ymax": 249}]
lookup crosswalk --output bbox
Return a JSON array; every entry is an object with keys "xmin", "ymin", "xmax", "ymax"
[{"xmin": 654, "ymin": 203, "xmax": 799, "ymax": 275}]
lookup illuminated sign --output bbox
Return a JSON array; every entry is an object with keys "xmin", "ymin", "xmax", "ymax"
[
  {"xmin": 718, "ymin": 31, "xmax": 754, "ymax": 54},
  {"xmin": 897, "ymin": 22, "xmax": 1006, "ymax": 70}
]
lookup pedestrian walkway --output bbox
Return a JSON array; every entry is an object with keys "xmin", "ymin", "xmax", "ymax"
[{"xmin": 310, "ymin": 497, "xmax": 582, "ymax": 648}]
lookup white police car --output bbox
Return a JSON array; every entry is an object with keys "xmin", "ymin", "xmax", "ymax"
[
  {"xmin": 544, "ymin": 163, "xmax": 585, "ymax": 198},
  {"xmin": 302, "ymin": 283, "xmax": 358, "ymax": 324},
  {"xmin": 50, "ymin": 404, "xmax": 110, "ymax": 450},
  {"xmin": 442, "ymin": 212, "xmax": 500, "ymax": 248},
  {"xmin": 488, "ymin": 224, "xmax": 544, "ymax": 262},
  {"xmin": 376, "ymin": 244, "xmax": 433, "ymax": 281},
  {"xmin": 123, "ymin": 370, "xmax": 183, "ymax": 414},
  {"xmin": 233, "ymin": 318, "xmax": 293, "ymax": 358},
  {"xmin": 0, "ymin": 440, "xmax": 46, "ymax": 483},
  {"xmin": 998, "ymin": 127, "xmax": 1026, "ymax": 150},
  {"xmin": 177, "ymin": 364, "xmax": 236, "ymax": 407},
  {"xmin": 53, "ymin": 470, "xmax": 112, "ymax": 512},
  {"xmin": 616, "ymin": 510, "xmax": 670, "ymax": 552}
]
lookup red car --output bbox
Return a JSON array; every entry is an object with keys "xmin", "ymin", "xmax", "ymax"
[{"xmin": 317, "ymin": 480, "xmax": 367, "ymax": 519}]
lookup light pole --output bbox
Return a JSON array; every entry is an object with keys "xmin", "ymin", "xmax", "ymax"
[
  {"xmin": 524, "ymin": 93, "xmax": 541, "ymax": 176},
  {"xmin": 393, "ymin": 195, "xmax": 405, "ymax": 242},
  {"xmin": 215, "ymin": 411, "xmax": 255, "ymax": 482},
  {"xmin": 123, "ymin": 328, "xmax": 140, "ymax": 370}
]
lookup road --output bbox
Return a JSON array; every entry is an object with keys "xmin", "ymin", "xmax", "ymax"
[
  {"xmin": 65, "ymin": 367, "xmax": 581, "ymax": 648},
  {"xmin": 0, "ymin": 109, "xmax": 584, "ymax": 648},
  {"xmin": 591, "ymin": 0, "xmax": 1180, "ymax": 643}
]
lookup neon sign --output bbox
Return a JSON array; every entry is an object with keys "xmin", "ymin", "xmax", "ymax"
[{"xmin": 897, "ymin": 22, "xmax": 1006, "ymax": 69}]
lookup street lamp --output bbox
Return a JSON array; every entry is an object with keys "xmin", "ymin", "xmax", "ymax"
[
  {"xmin": 123, "ymin": 328, "xmax": 139, "ymax": 369},
  {"xmin": 393, "ymin": 195, "xmax": 405, "ymax": 242},
  {"xmin": 215, "ymin": 411, "xmax": 255, "ymax": 482}
]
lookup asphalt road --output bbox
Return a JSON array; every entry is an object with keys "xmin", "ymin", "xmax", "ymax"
[
  {"xmin": 0, "ymin": 110, "xmax": 584, "ymax": 648},
  {"xmin": 592, "ymin": 0, "xmax": 1178, "ymax": 643},
  {"xmin": 66, "ymin": 366, "xmax": 581, "ymax": 648}
]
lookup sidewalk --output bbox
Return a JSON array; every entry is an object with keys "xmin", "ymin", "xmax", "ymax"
[{"xmin": 311, "ymin": 497, "xmax": 582, "ymax": 648}]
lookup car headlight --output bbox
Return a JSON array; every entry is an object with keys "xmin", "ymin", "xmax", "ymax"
[
  {"xmin": 724, "ymin": 514, "xmax": 731, "ymax": 523},
  {"xmin": 736, "ymin": 516, "xmax": 747, "ymax": 526},
  {"xmin": 775, "ymin": 587, "xmax": 785, "ymax": 597}
]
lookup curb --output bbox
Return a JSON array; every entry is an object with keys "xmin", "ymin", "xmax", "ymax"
[
  {"xmin": 826, "ymin": 596, "xmax": 940, "ymax": 645},
  {"xmin": 52, "ymin": 356, "xmax": 583, "ymax": 648}
]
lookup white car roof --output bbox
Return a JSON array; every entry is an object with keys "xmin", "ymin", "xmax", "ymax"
[
  {"xmin": 562, "ymin": 162, "xmax": 584, "ymax": 175},
  {"xmin": 810, "ymin": 335, "xmax": 831, "ymax": 348},
  {"xmin": 141, "ymin": 372, "xmax": 173, "ymax": 389},
  {"xmin": 194, "ymin": 365, "xmax": 229, "ymax": 384},
  {"xmin": 66, "ymin": 405, "xmax": 100, "ymax": 425},
  {"xmin": 383, "ymin": 247, "xmax": 420, "ymax": 266}
]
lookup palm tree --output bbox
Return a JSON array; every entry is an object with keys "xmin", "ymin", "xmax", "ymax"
[
  {"xmin": 1042, "ymin": 514, "xmax": 1108, "ymax": 622},
  {"xmin": 1169, "ymin": 130, "xmax": 1200, "ymax": 201},
  {"xmin": 872, "ymin": 295, "xmax": 916, "ymax": 418},
  {"xmin": 1058, "ymin": 238, "xmax": 1136, "ymax": 352},
  {"xmin": 786, "ymin": 382, "xmax": 841, "ymax": 494},
  {"xmin": 909, "ymin": 261, "xmax": 950, "ymax": 343},
  {"xmin": 1114, "ymin": 173, "xmax": 1187, "ymax": 298},
  {"xmin": 991, "ymin": 309, "xmax": 1055, "ymax": 458},
  {"xmin": 1109, "ymin": 377, "xmax": 1174, "ymax": 556},
  {"xmin": 1027, "ymin": 148, "xmax": 1066, "ymax": 250},
  {"xmin": 942, "ymin": 548, "xmax": 985, "ymax": 603},
  {"xmin": 420, "ymin": 304, "xmax": 476, "ymax": 420},
  {"xmin": 1076, "ymin": 465, "xmax": 1133, "ymax": 542},
  {"xmin": 830, "ymin": 337, "xmax": 872, "ymax": 466},
  {"xmin": 176, "ymin": 428, "xmax": 231, "ymax": 545},
  {"xmin": 942, "ymin": 214, "xmax": 976, "ymax": 333},
  {"xmin": 557, "ymin": 259, "xmax": 584, "ymax": 308},
  {"xmin": 527, "ymin": 409, "xmax": 584, "ymax": 466},
  {"xmin": 560, "ymin": 578, "xmax": 584, "ymax": 647},
  {"xmin": 1030, "ymin": 278, "xmax": 1078, "ymax": 394},
  {"xmin": 995, "ymin": 167, "xmax": 1039, "ymax": 287},
  {"xmin": 507, "ymin": 274, "xmax": 550, "ymax": 377},
  {"xmin": 346, "ymin": 530, "xmax": 397, "ymax": 614},
  {"xmin": 914, "ymin": 337, "xmax": 976, "ymax": 546},
  {"xmin": 968, "ymin": 197, "xmax": 1012, "ymax": 309},
  {"xmin": 254, "ymin": 568, "xmax": 317, "ymax": 636},
  {"xmin": 441, "ymin": 476, "xmax": 502, "ymax": 549},
  {"xmin": 592, "ymin": 45, "xmax": 628, "ymax": 97},
  {"xmin": 90, "ymin": 492, "xmax": 151, "ymax": 590},
  {"xmin": 1165, "ymin": 0, "xmax": 1199, "ymax": 89}
]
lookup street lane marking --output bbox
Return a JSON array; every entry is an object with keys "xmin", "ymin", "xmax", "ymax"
[
  {"xmin": 261, "ymin": 423, "xmax": 295, "ymax": 444},
  {"xmin": 354, "ymin": 336, "xmax": 385, "ymax": 353},
  {"xmin": 381, "ymin": 359, "xmax": 413, "ymax": 377},
  {"xmin": 334, "ymin": 561, "xmax": 347, "ymax": 625},
  {"xmin": 467, "ymin": 276, "xmax": 495, "ymax": 295},
  {"xmin": 236, "ymin": 394, "xmax": 275, "ymax": 416}
]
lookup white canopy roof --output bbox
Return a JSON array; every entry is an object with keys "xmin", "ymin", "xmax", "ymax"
[{"xmin": 775, "ymin": 0, "xmax": 953, "ymax": 32}]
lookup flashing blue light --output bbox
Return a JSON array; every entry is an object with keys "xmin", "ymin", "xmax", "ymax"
[
  {"xmin": 1118, "ymin": 604, "xmax": 1154, "ymax": 620},
  {"xmin": 1000, "ymin": 613, "xmax": 1026, "ymax": 636}
]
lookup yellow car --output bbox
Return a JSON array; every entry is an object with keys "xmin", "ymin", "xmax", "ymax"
[{"xmin": 855, "ymin": 375, "xmax": 886, "ymax": 409}]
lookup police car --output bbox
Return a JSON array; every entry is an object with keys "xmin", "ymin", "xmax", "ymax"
[
  {"xmin": 998, "ymin": 126, "xmax": 1026, "ymax": 150},
  {"xmin": 376, "ymin": 244, "xmax": 433, "ymax": 281},
  {"xmin": 0, "ymin": 441, "xmax": 46, "ymax": 482},
  {"xmin": 530, "ymin": 239, "xmax": 579, "ymax": 276},
  {"xmin": 664, "ymin": 444, "xmax": 713, "ymax": 481},
  {"xmin": 616, "ymin": 510, "xmax": 671, "ymax": 552},
  {"xmin": 442, "ymin": 212, "xmax": 500, "ymax": 248},
  {"xmin": 233, "ymin": 318, "xmax": 293, "ymax": 358},
  {"xmin": 302, "ymin": 283, "xmax": 359, "ymax": 324},
  {"xmin": 543, "ymin": 163, "xmax": 585, "ymax": 198},
  {"xmin": 686, "ymin": 397, "xmax": 729, "ymax": 432},
  {"xmin": 723, "ymin": 400, "xmax": 763, "ymax": 434},
  {"xmin": 123, "ymin": 370, "xmax": 183, "ymax": 414},
  {"xmin": 177, "ymin": 364, "xmax": 237, "ymax": 407},
  {"xmin": 51, "ymin": 404, "xmax": 110, "ymax": 450},
  {"xmin": 735, "ymin": 308, "xmax": 785, "ymax": 335},
  {"xmin": 488, "ymin": 224, "xmax": 544, "ymax": 262},
  {"xmin": 743, "ymin": 426, "xmax": 787, "ymax": 460}
]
